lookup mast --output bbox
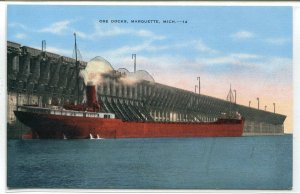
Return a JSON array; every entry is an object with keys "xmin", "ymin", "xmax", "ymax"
[
  {"xmin": 74, "ymin": 33, "xmax": 80, "ymax": 104},
  {"xmin": 226, "ymin": 84, "xmax": 234, "ymax": 114},
  {"xmin": 132, "ymin": 54, "xmax": 136, "ymax": 73},
  {"xmin": 197, "ymin": 76, "xmax": 200, "ymax": 94}
]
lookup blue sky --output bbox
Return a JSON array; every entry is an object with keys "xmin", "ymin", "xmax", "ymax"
[
  {"xmin": 8, "ymin": 6, "xmax": 292, "ymax": 76},
  {"xmin": 7, "ymin": 5, "xmax": 293, "ymax": 131}
]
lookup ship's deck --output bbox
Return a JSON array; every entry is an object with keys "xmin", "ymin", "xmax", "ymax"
[{"xmin": 17, "ymin": 105, "xmax": 115, "ymax": 119}]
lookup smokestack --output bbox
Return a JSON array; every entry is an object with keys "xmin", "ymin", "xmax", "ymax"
[{"xmin": 86, "ymin": 81, "xmax": 97, "ymax": 107}]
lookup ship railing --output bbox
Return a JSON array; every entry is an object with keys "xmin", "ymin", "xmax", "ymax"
[
  {"xmin": 50, "ymin": 109, "xmax": 116, "ymax": 119},
  {"xmin": 18, "ymin": 105, "xmax": 115, "ymax": 118},
  {"xmin": 18, "ymin": 105, "xmax": 51, "ymax": 114}
]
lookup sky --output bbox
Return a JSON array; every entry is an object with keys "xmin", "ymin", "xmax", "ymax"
[{"xmin": 7, "ymin": 5, "xmax": 293, "ymax": 132}]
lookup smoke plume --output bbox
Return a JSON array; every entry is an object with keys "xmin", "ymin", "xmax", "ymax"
[{"xmin": 80, "ymin": 56, "xmax": 155, "ymax": 86}]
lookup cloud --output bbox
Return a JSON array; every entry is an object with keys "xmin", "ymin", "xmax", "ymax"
[
  {"xmin": 88, "ymin": 22, "xmax": 165, "ymax": 41},
  {"xmin": 231, "ymin": 30, "xmax": 255, "ymax": 40},
  {"xmin": 46, "ymin": 46, "xmax": 73, "ymax": 57},
  {"xmin": 135, "ymin": 29, "xmax": 165, "ymax": 40},
  {"xmin": 15, "ymin": 33, "xmax": 26, "ymax": 39},
  {"xmin": 97, "ymin": 40, "xmax": 169, "ymax": 61},
  {"xmin": 67, "ymin": 39, "xmax": 170, "ymax": 62},
  {"xmin": 9, "ymin": 22, "xmax": 29, "ymax": 31},
  {"xmin": 81, "ymin": 39, "xmax": 217, "ymax": 63},
  {"xmin": 152, "ymin": 40, "xmax": 219, "ymax": 55},
  {"xmin": 39, "ymin": 20, "xmax": 72, "ymax": 35},
  {"xmin": 193, "ymin": 40, "xmax": 218, "ymax": 54},
  {"xmin": 90, "ymin": 24, "xmax": 129, "ymax": 38},
  {"xmin": 265, "ymin": 37, "xmax": 290, "ymax": 45},
  {"xmin": 200, "ymin": 53, "xmax": 260, "ymax": 70},
  {"xmin": 75, "ymin": 31, "xmax": 88, "ymax": 39},
  {"xmin": 254, "ymin": 56, "xmax": 292, "ymax": 73},
  {"xmin": 229, "ymin": 53, "xmax": 260, "ymax": 59},
  {"xmin": 194, "ymin": 52, "xmax": 260, "ymax": 69},
  {"xmin": 37, "ymin": 20, "xmax": 165, "ymax": 42}
]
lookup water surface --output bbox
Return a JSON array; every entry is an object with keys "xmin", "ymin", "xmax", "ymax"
[{"xmin": 7, "ymin": 135, "xmax": 292, "ymax": 189}]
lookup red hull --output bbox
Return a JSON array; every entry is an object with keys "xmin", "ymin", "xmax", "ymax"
[{"xmin": 14, "ymin": 111, "xmax": 244, "ymax": 139}]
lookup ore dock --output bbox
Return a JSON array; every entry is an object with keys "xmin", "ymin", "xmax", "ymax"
[{"xmin": 7, "ymin": 41, "xmax": 286, "ymax": 138}]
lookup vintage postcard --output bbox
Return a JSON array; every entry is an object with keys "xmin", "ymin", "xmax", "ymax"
[{"xmin": 5, "ymin": 3, "xmax": 294, "ymax": 191}]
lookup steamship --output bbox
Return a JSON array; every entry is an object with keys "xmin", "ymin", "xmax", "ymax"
[{"xmin": 13, "ymin": 34, "xmax": 244, "ymax": 139}]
